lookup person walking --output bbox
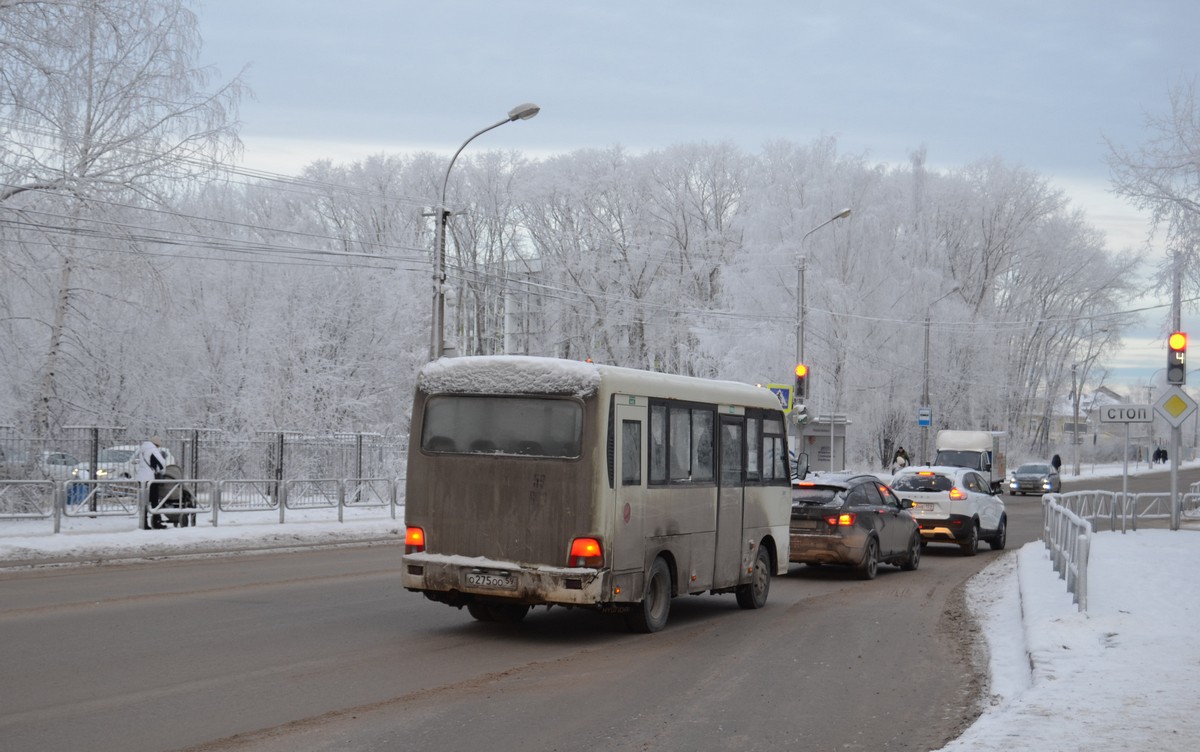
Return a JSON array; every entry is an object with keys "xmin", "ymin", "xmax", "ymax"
[
  {"xmin": 137, "ymin": 436, "xmax": 167, "ymax": 529},
  {"xmin": 1051, "ymin": 453, "xmax": 1062, "ymax": 473}
]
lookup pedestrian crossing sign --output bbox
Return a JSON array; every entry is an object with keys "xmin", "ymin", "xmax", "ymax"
[{"xmin": 767, "ymin": 383, "xmax": 793, "ymax": 413}]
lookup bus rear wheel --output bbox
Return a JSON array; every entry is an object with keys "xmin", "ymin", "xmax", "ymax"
[
  {"xmin": 490, "ymin": 603, "xmax": 530, "ymax": 623},
  {"xmin": 467, "ymin": 602, "xmax": 529, "ymax": 623},
  {"xmin": 735, "ymin": 543, "xmax": 771, "ymax": 609},
  {"xmin": 467, "ymin": 603, "xmax": 495, "ymax": 622},
  {"xmin": 626, "ymin": 557, "xmax": 672, "ymax": 633}
]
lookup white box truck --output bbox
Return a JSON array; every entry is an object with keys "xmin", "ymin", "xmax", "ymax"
[{"xmin": 933, "ymin": 430, "xmax": 1006, "ymax": 493}]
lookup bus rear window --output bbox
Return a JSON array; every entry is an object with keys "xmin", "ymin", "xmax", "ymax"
[{"xmin": 421, "ymin": 395, "xmax": 583, "ymax": 458}]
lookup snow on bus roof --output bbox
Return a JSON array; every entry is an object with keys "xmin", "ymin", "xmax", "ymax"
[
  {"xmin": 417, "ymin": 356, "xmax": 772, "ymax": 405},
  {"xmin": 418, "ymin": 356, "xmax": 602, "ymax": 396}
]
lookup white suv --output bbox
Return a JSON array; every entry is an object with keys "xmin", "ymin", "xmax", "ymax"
[
  {"xmin": 890, "ymin": 465, "xmax": 1006, "ymax": 556},
  {"xmin": 81, "ymin": 444, "xmax": 176, "ymax": 480}
]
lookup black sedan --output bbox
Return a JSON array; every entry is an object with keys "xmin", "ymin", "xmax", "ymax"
[
  {"xmin": 789, "ymin": 473, "xmax": 922, "ymax": 579},
  {"xmin": 1008, "ymin": 462, "xmax": 1061, "ymax": 495}
]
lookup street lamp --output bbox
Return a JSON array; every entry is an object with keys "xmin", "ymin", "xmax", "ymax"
[
  {"xmin": 789, "ymin": 207, "xmax": 850, "ymax": 471},
  {"xmin": 920, "ymin": 286, "xmax": 961, "ymax": 464},
  {"xmin": 794, "ymin": 208, "xmax": 851, "ymax": 368},
  {"xmin": 430, "ymin": 103, "xmax": 541, "ymax": 360}
]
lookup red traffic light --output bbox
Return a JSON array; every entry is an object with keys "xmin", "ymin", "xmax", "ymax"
[
  {"xmin": 794, "ymin": 363, "xmax": 809, "ymax": 378},
  {"xmin": 1169, "ymin": 332, "xmax": 1187, "ymax": 351}
]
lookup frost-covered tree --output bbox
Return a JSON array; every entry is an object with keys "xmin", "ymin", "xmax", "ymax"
[
  {"xmin": 1107, "ymin": 78, "xmax": 1200, "ymax": 303},
  {"xmin": 0, "ymin": 0, "xmax": 243, "ymax": 434}
]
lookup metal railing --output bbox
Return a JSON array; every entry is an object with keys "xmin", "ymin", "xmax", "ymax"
[
  {"xmin": 1046, "ymin": 487, "xmax": 1200, "ymax": 533},
  {"xmin": 1042, "ymin": 493, "xmax": 1092, "ymax": 612},
  {"xmin": 0, "ymin": 476, "xmax": 403, "ymax": 534}
]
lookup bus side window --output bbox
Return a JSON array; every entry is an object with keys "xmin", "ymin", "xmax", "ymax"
[
  {"xmin": 649, "ymin": 404, "xmax": 667, "ymax": 483},
  {"xmin": 745, "ymin": 417, "xmax": 761, "ymax": 482},
  {"xmin": 691, "ymin": 408, "xmax": 714, "ymax": 482},
  {"xmin": 622, "ymin": 420, "xmax": 642, "ymax": 485}
]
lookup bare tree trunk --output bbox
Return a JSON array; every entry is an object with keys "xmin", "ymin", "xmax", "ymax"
[{"xmin": 34, "ymin": 256, "xmax": 73, "ymax": 436}]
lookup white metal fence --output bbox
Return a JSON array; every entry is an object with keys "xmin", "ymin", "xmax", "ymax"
[
  {"xmin": 1042, "ymin": 493, "xmax": 1092, "ymax": 612},
  {"xmin": 0, "ymin": 476, "xmax": 403, "ymax": 534},
  {"xmin": 1040, "ymin": 484, "xmax": 1200, "ymax": 613}
]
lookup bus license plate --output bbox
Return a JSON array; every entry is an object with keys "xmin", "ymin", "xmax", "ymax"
[{"xmin": 466, "ymin": 572, "xmax": 516, "ymax": 590}]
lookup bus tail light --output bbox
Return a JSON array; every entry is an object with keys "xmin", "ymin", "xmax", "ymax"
[
  {"xmin": 405, "ymin": 526, "xmax": 426, "ymax": 553},
  {"xmin": 568, "ymin": 537, "xmax": 603, "ymax": 567}
]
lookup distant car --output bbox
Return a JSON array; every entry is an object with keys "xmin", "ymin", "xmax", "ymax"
[
  {"xmin": 891, "ymin": 466, "xmax": 1007, "ymax": 556},
  {"xmin": 79, "ymin": 444, "xmax": 175, "ymax": 481},
  {"xmin": 1008, "ymin": 462, "xmax": 1060, "ymax": 495},
  {"xmin": 789, "ymin": 472, "xmax": 922, "ymax": 579},
  {"xmin": 37, "ymin": 451, "xmax": 84, "ymax": 480},
  {"xmin": 0, "ymin": 449, "xmax": 83, "ymax": 481}
]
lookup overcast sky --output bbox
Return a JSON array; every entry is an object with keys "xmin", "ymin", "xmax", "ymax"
[{"xmin": 196, "ymin": 0, "xmax": 1199, "ymax": 389}]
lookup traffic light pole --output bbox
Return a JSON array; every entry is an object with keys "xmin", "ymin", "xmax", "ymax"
[{"xmin": 921, "ymin": 313, "xmax": 930, "ymax": 464}]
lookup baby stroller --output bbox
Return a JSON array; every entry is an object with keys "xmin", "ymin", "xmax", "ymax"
[{"xmin": 148, "ymin": 464, "xmax": 197, "ymax": 529}]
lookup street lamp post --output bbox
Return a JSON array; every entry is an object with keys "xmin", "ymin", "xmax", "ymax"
[
  {"xmin": 919, "ymin": 286, "xmax": 961, "ymax": 464},
  {"xmin": 430, "ymin": 103, "xmax": 541, "ymax": 361},
  {"xmin": 791, "ymin": 208, "xmax": 851, "ymax": 465},
  {"xmin": 794, "ymin": 208, "xmax": 851, "ymax": 367}
]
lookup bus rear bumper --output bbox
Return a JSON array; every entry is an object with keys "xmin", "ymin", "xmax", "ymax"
[{"xmin": 402, "ymin": 552, "xmax": 613, "ymax": 607}]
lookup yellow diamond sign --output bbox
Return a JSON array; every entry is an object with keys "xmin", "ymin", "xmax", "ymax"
[{"xmin": 1154, "ymin": 386, "xmax": 1197, "ymax": 428}]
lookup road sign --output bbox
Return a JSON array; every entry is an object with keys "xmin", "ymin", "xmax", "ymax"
[
  {"xmin": 1154, "ymin": 387, "xmax": 1197, "ymax": 428},
  {"xmin": 766, "ymin": 383, "xmax": 793, "ymax": 413},
  {"xmin": 917, "ymin": 406, "xmax": 931, "ymax": 426},
  {"xmin": 1098, "ymin": 404, "xmax": 1152, "ymax": 423}
]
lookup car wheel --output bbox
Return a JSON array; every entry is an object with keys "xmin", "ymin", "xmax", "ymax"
[
  {"xmin": 989, "ymin": 515, "xmax": 1007, "ymax": 550},
  {"xmin": 960, "ymin": 521, "xmax": 979, "ymax": 557},
  {"xmin": 900, "ymin": 531, "xmax": 922, "ymax": 571},
  {"xmin": 627, "ymin": 557, "xmax": 672, "ymax": 633},
  {"xmin": 736, "ymin": 543, "xmax": 771, "ymax": 609},
  {"xmin": 857, "ymin": 537, "xmax": 880, "ymax": 580}
]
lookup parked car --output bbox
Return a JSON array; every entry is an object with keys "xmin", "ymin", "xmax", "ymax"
[
  {"xmin": 78, "ymin": 444, "xmax": 175, "ymax": 481},
  {"xmin": 891, "ymin": 466, "xmax": 1007, "ymax": 556},
  {"xmin": 1008, "ymin": 462, "xmax": 1060, "ymax": 495},
  {"xmin": 0, "ymin": 449, "xmax": 83, "ymax": 480},
  {"xmin": 789, "ymin": 472, "xmax": 922, "ymax": 579}
]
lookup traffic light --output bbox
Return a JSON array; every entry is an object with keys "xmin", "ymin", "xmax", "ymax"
[
  {"xmin": 794, "ymin": 363, "xmax": 809, "ymax": 401},
  {"xmin": 1167, "ymin": 331, "xmax": 1187, "ymax": 385}
]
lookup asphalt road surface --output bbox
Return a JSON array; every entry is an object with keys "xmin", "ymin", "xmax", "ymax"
[{"xmin": 2, "ymin": 469, "xmax": 1190, "ymax": 752}]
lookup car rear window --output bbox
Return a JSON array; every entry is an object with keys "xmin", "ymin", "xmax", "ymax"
[
  {"xmin": 792, "ymin": 486, "xmax": 842, "ymax": 505},
  {"xmin": 891, "ymin": 473, "xmax": 953, "ymax": 492}
]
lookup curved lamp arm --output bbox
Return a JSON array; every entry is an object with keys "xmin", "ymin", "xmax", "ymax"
[{"xmin": 441, "ymin": 103, "xmax": 541, "ymax": 208}]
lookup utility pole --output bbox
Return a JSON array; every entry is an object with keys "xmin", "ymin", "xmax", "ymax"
[{"xmin": 1072, "ymin": 364, "xmax": 1081, "ymax": 476}]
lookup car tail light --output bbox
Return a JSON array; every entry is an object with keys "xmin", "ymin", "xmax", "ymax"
[
  {"xmin": 405, "ymin": 526, "xmax": 425, "ymax": 553},
  {"xmin": 568, "ymin": 537, "xmax": 603, "ymax": 567},
  {"xmin": 825, "ymin": 513, "xmax": 857, "ymax": 526},
  {"xmin": 949, "ymin": 487, "xmax": 967, "ymax": 500}
]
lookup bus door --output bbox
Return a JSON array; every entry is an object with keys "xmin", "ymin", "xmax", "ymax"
[
  {"xmin": 713, "ymin": 414, "xmax": 745, "ymax": 589},
  {"xmin": 611, "ymin": 399, "xmax": 647, "ymax": 575}
]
